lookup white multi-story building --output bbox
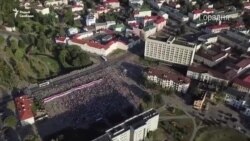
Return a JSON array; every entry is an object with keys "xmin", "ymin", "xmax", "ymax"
[
  {"xmin": 93, "ymin": 109, "xmax": 159, "ymax": 141},
  {"xmin": 186, "ymin": 65, "xmax": 229, "ymax": 85},
  {"xmin": 145, "ymin": 67, "xmax": 191, "ymax": 93},
  {"xmin": 86, "ymin": 14, "xmax": 96, "ymax": 26},
  {"xmin": 66, "ymin": 32, "xmax": 128, "ymax": 56},
  {"xmin": 15, "ymin": 95, "xmax": 35, "ymax": 126},
  {"xmin": 144, "ymin": 36, "xmax": 197, "ymax": 66}
]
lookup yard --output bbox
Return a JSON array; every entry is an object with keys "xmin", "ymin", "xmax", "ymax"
[{"xmin": 195, "ymin": 127, "xmax": 249, "ymax": 141}]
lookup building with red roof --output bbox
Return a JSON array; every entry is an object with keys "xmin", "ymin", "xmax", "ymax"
[
  {"xmin": 187, "ymin": 64, "xmax": 229, "ymax": 85},
  {"xmin": 194, "ymin": 45, "xmax": 229, "ymax": 67},
  {"xmin": 188, "ymin": 8, "xmax": 215, "ymax": 20},
  {"xmin": 67, "ymin": 30, "xmax": 128, "ymax": 56},
  {"xmin": 145, "ymin": 67, "xmax": 191, "ymax": 93},
  {"xmin": 244, "ymin": 2, "xmax": 250, "ymax": 10},
  {"xmin": 204, "ymin": 23, "xmax": 230, "ymax": 33},
  {"xmin": 233, "ymin": 74, "xmax": 250, "ymax": 93},
  {"xmin": 15, "ymin": 95, "xmax": 34, "ymax": 126}
]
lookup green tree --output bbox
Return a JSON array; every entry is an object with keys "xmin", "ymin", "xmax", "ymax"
[
  {"xmin": 3, "ymin": 115, "xmax": 17, "ymax": 129},
  {"xmin": 0, "ymin": 35, "xmax": 5, "ymax": 46},
  {"xmin": 18, "ymin": 39, "xmax": 26, "ymax": 48},
  {"xmin": 64, "ymin": 9, "xmax": 74, "ymax": 26}
]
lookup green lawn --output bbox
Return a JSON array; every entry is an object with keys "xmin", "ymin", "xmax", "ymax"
[
  {"xmin": 195, "ymin": 127, "xmax": 249, "ymax": 141},
  {"xmin": 150, "ymin": 119, "xmax": 194, "ymax": 141},
  {"xmin": 160, "ymin": 107, "xmax": 185, "ymax": 116}
]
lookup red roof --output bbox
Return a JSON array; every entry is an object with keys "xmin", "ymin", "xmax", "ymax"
[
  {"xmin": 234, "ymin": 78, "xmax": 250, "ymax": 89},
  {"xmin": 188, "ymin": 65, "xmax": 227, "ymax": 80},
  {"xmin": 15, "ymin": 96, "xmax": 34, "ymax": 121},
  {"xmin": 236, "ymin": 59, "xmax": 250, "ymax": 68},
  {"xmin": 55, "ymin": 36, "xmax": 66, "ymax": 42},
  {"xmin": 207, "ymin": 24, "xmax": 230, "ymax": 30},
  {"xmin": 244, "ymin": 2, "xmax": 250, "ymax": 7},
  {"xmin": 192, "ymin": 9, "xmax": 203, "ymax": 14},
  {"xmin": 154, "ymin": 16, "xmax": 165, "ymax": 24},
  {"xmin": 146, "ymin": 67, "xmax": 191, "ymax": 84},
  {"xmin": 204, "ymin": 8, "xmax": 215, "ymax": 13}
]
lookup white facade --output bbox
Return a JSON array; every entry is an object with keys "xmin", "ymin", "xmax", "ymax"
[
  {"xmin": 111, "ymin": 129, "xmax": 131, "ymax": 141},
  {"xmin": 71, "ymin": 6, "xmax": 84, "ymax": 12},
  {"xmin": 147, "ymin": 75, "xmax": 190, "ymax": 93},
  {"xmin": 21, "ymin": 117, "xmax": 35, "ymax": 126},
  {"xmin": 68, "ymin": 39, "xmax": 128, "ymax": 56},
  {"xmin": 144, "ymin": 37, "xmax": 196, "ymax": 66},
  {"xmin": 186, "ymin": 70, "xmax": 228, "ymax": 84},
  {"xmin": 67, "ymin": 27, "xmax": 79, "ymax": 35},
  {"xmin": 194, "ymin": 52, "xmax": 228, "ymax": 67},
  {"xmin": 86, "ymin": 14, "xmax": 96, "ymax": 26},
  {"xmin": 97, "ymin": 109, "xmax": 159, "ymax": 141},
  {"xmin": 45, "ymin": 0, "xmax": 68, "ymax": 6},
  {"xmin": 134, "ymin": 10, "xmax": 152, "ymax": 18},
  {"xmin": 158, "ymin": 11, "xmax": 169, "ymax": 19}
]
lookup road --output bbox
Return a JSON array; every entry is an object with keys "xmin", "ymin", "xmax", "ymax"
[{"xmin": 27, "ymin": 51, "xmax": 133, "ymax": 94}]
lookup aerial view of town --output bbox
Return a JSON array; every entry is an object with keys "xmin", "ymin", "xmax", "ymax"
[{"xmin": 1, "ymin": 0, "xmax": 250, "ymax": 141}]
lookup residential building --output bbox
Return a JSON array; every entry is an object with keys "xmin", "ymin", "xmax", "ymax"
[
  {"xmin": 134, "ymin": 9, "xmax": 152, "ymax": 18},
  {"xmin": 187, "ymin": 65, "xmax": 229, "ymax": 85},
  {"xmin": 86, "ymin": 14, "xmax": 96, "ymax": 26},
  {"xmin": 129, "ymin": 0, "xmax": 144, "ymax": 6},
  {"xmin": 55, "ymin": 36, "xmax": 69, "ymax": 44},
  {"xmin": 204, "ymin": 23, "xmax": 230, "ymax": 33},
  {"xmin": 95, "ymin": 22, "xmax": 108, "ymax": 30},
  {"xmin": 224, "ymin": 88, "xmax": 247, "ymax": 109},
  {"xmin": 144, "ymin": 36, "xmax": 197, "ymax": 66},
  {"xmin": 45, "ymin": 0, "xmax": 68, "ymax": 6},
  {"xmin": 194, "ymin": 46, "xmax": 229, "ymax": 67},
  {"xmin": 157, "ymin": 11, "xmax": 169, "ymax": 19},
  {"xmin": 190, "ymin": 19, "xmax": 207, "ymax": 28},
  {"xmin": 15, "ymin": 95, "xmax": 35, "ymax": 126},
  {"xmin": 233, "ymin": 73, "xmax": 250, "ymax": 93},
  {"xmin": 67, "ymin": 27, "xmax": 79, "ymax": 36},
  {"xmin": 92, "ymin": 109, "xmax": 159, "ymax": 141},
  {"xmin": 226, "ymin": 30, "xmax": 250, "ymax": 43},
  {"xmin": 145, "ymin": 67, "xmax": 191, "ymax": 93},
  {"xmin": 71, "ymin": 5, "xmax": 84, "ymax": 12},
  {"xmin": 198, "ymin": 34, "xmax": 218, "ymax": 44},
  {"xmin": 188, "ymin": 8, "xmax": 215, "ymax": 20},
  {"xmin": 66, "ymin": 31, "xmax": 129, "ymax": 56}
]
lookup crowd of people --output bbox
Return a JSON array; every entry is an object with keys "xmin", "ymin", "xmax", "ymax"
[{"xmin": 32, "ymin": 68, "xmax": 141, "ymax": 127}]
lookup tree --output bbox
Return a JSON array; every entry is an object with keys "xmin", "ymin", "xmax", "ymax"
[
  {"xmin": 64, "ymin": 9, "xmax": 74, "ymax": 26},
  {"xmin": 0, "ymin": 35, "xmax": 5, "ymax": 46},
  {"xmin": 9, "ymin": 39, "xmax": 18, "ymax": 52},
  {"xmin": 3, "ymin": 115, "xmax": 17, "ymax": 129},
  {"xmin": 18, "ymin": 39, "xmax": 25, "ymax": 48}
]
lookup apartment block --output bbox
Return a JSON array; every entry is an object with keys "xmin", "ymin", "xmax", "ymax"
[
  {"xmin": 145, "ymin": 67, "xmax": 191, "ymax": 93},
  {"xmin": 93, "ymin": 109, "xmax": 159, "ymax": 141},
  {"xmin": 144, "ymin": 36, "xmax": 197, "ymax": 66}
]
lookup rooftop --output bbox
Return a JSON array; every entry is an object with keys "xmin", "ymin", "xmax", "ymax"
[
  {"xmin": 146, "ymin": 67, "xmax": 191, "ymax": 84},
  {"xmin": 15, "ymin": 95, "xmax": 34, "ymax": 121}
]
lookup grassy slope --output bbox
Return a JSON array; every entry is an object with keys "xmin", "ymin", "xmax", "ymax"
[{"xmin": 195, "ymin": 127, "xmax": 248, "ymax": 141}]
